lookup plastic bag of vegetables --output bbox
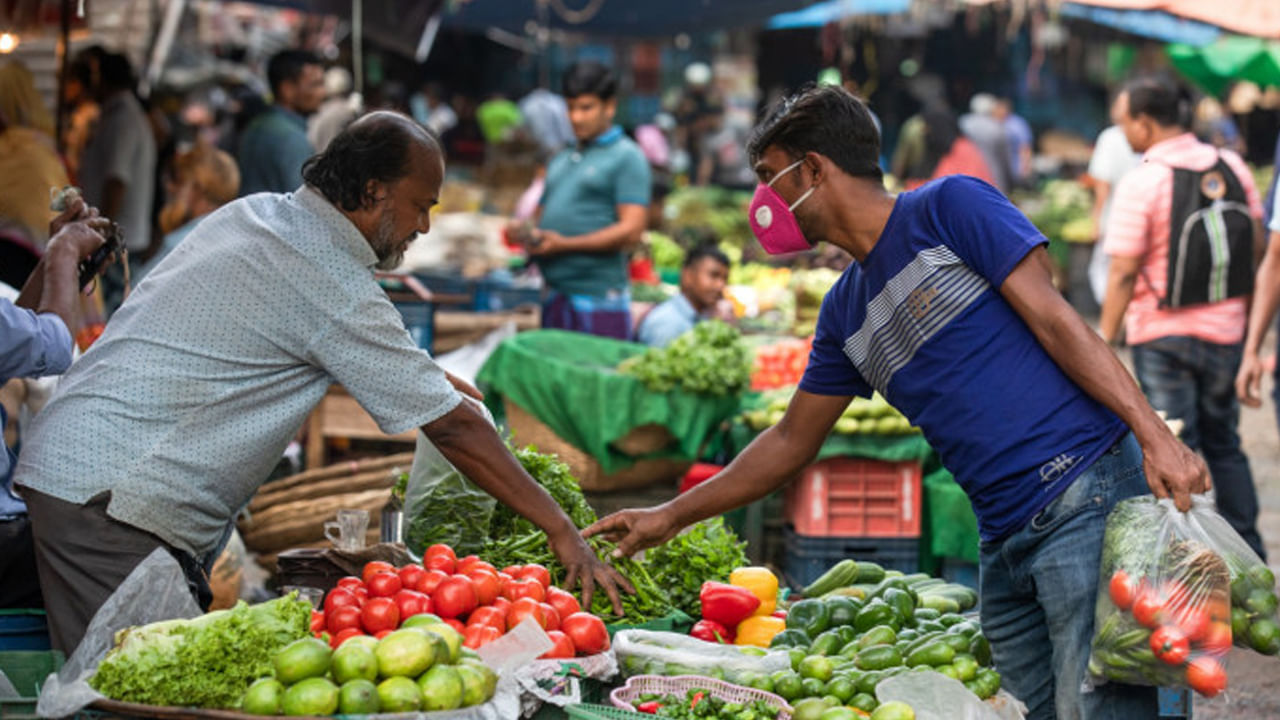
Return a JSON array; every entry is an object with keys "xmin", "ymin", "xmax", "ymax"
[
  {"xmin": 1086, "ymin": 495, "xmax": 1279, "ymax": 698},
  {"xmin": 613, "ymin": 630, "xmax": 790, "ymax": 686}
]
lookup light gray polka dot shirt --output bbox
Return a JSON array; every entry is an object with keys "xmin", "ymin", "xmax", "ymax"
[{"xmin": 15, "ymin": 186, "xmax": 461, "ymax": 559}]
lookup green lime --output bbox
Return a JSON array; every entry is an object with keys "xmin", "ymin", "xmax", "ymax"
[
  {"xmin": 241, "ymin": 677, "xmax": 284, "ymax": 715},
  {"xmin": 799, "ymin": 654, "xmax": 835, "ymax": 682},
  {"xmin": 337, "ymin": 679, "xmax": 380, "ymax": 714},
  {"xmin": 1247, "ymin": 617, "xmax": 1280, "ymax": 655},
  {"xmin": 376, "ymin": 629, "xmax": 437, "ymax": 678},
  {"xmin": 800, "ymin": 677, "xmax": 826, "ymax": 698},
  {"xmin": 824, "ymin": 676, "xmax": 856, "ymax": 703},
  {"xmin": 454, "ymin": 664, "xmax": 490, "ymax": 707},
  {"xmin": 850, "ymin": 692, "xmax": 878, "ymax": 712},
  {"xmin": 818, "ymin": 708, "xmax": 858, "ymax": 720},
  {"xmin": 418, "ymin": 665, "xmax": 464, "ymax": 711},
  {"xmin": 793, "ymin": 697, "xmax": 835, "ymax": 720},
  {"xmin": 274, "ymin": 637, "xmax": 331, "ymax": 685},
  {"xmin": 331, "ymin": 642, "xmax": 379, "ymax": 684},
  {"xmin": 870, "ymin": 700, "xmax": 916, "ymax": 720},
  {"xmin": 281, "ymin": 677, "xmax": 339, "ymax": 716},
  {"xmin": 376, "ymin": 676, "xmax": 422, "ymax": 713},
  {"xmin": 771, "ymin": 670, "xmax": 803, "ymax": 701}
]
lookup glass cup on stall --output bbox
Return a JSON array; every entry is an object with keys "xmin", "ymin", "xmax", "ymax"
[{"xmin": 323, "ymin": 508, "xmax": 369, "ymax": 552}]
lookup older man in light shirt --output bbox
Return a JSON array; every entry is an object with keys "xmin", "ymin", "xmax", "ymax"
[{"xmin": 16, "ymin": 112, "xmax": 631, "ymax": 654}]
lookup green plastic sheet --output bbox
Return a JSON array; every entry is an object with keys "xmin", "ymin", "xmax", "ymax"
[
  {"xmin": 1169, "ymin": 37, "xmax": 1280, "ymax": 96},
  {"xmin": 476, "ymin": 330, "xmax": 743, "ymax": 474}
]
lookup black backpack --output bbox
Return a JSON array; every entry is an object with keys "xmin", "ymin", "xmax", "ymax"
[{"xmin": 1150, "ymin": 157, "xmax": 1255, "ymax": 309}]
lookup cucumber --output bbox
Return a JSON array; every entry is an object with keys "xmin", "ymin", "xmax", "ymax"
[
  {"xmin": 855, "ymin": 562, "xmax": 886, "ymax": 584},
  {"xmin": 804, "ymin": 559, "xmax": 859, "ymax": 597}
]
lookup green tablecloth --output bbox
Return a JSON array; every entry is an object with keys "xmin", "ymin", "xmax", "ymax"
[
  {"xmin": 721, "ymin": 411, "xmax": 980, "ymax": 569},
  {"xmin": 476, "ymin": 330, "xmax": 743, "ymax": 474}
]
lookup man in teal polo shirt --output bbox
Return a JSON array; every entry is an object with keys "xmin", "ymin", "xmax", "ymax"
[
  {"xmin": 238, "ymin": 50, "xmax": 325, "ymax": 196},
  {"xmin": 527, "ymin": 61, "xmax": 651, "ymax": 339}
]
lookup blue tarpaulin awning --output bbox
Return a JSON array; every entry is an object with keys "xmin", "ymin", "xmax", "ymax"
[
  {"xmin": 1059, "ymin": 2, "xmax": 1220, "ymax": 46},
  {"xmin": 766, "ymin": 0, "xmax": 911, "ymax": 30},
  {"xmin": 440, "ymin": 0, "xmax": 818, "ymax": 37}
]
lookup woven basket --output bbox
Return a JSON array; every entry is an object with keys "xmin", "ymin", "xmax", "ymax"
[
  {"xmin": 504, "ymin": 400, "xmax": 691, "ymax": 492},
  {"xmin": 609, "ymin": 675, "xmax": 792, "ymax": 719},
  {"xmin": 565, "ymin": 704, "xmax": 647, "ymax": 720}
]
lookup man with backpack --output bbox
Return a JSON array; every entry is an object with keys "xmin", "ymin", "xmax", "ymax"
[{"xmin": 1100, "ymin": 75, "xmax": 1267, "ymax": 560}]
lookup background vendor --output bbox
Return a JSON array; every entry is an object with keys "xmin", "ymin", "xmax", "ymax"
[
  {"xmin": 526, "ymin": 60, "xmax": 651, "ymax": 339},
  {"xmin": 636, "ymin": 244, "xmax": 730, "ymax": 347}
]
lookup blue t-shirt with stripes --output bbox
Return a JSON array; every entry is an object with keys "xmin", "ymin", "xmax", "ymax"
[{"xmin": 799, "ymin": 176, "xmax": 1127, "ymax": 542}]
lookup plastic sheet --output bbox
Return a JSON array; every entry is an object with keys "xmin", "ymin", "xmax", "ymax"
[
  {"xmin": 612, "ymin": 630, "xmax": 789, "ymax": 685},
  {"xmin": 514, "ymin": 652, "xmax": 617, "ymax": 715},
  {"xmin": 875, "ymin": 672, "xmax": 1027, "ymax": 720}
]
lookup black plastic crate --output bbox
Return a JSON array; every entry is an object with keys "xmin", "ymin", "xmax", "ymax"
[
  {"xmin": 782, "ymin": 527, "xmax": 919, "ymax": 591},
  {"xmin": 393, "ymin": 300, "xmax": 436, "ymax": 351},
  {"xmin": 475, "ymin": 282, "xmax": 544, "ymax": 312},
  {"xmin": 412, "ymin": 271, "xmax": 476, "ymax": 310}
]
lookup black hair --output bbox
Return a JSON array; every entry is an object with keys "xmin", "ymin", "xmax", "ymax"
[
  {"xmin": 563, "ymin": 61, "xmax": 617, "ymax": 101},
  {"xmin": 747, "ymin": 84, "xmax": 882, "ymax": 182},
  {"xmin": 267, "ymin": 49, "xmax": 322, "ymax": 98},
  {"xmin": 1123, "ymin": 74, "xmax": 1194, "ymax": 129},
  {"xmin": 301, "ymin": 111, "xmax": 441, "ymax": 212},
  {"xmin": 99, "ymin": 52, "xmax": 134, "ymax": 92},
  {"xmin": 921, "ymin": 108, "xmax": 960, "ymax": 176},
  {"xmin": 684, "ymin": 244, "xmax": 730, "ymax": 270}
]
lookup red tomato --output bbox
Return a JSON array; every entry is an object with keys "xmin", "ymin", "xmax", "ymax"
[
  {"xmin": 491, "ymin": 596, "xmax": 512, "ymax": 615},
  {"xmin": 1186, "ymin": 655, "xmax": 1227, "ymax": 698},
  {"xmin": 463, "ymin": 624, "xmax": 501, "ymax": 649},
  {"xmin": 330, "ymin": 627, "xmax": 363, "ymax": 649},
  {"xmin": 1132, "ymin": 588, "xmax": 1166, "ymax": 629},
  {"xmin": 375, "ymin": 629, "xmax": 394, "ymax": 640},
  {"xmin": 561, "ymin": 612, "xmax": 610, "ymax": 655},
  {"xmin": 361, "ymin": 597, "xmax": 401, "ymax": 633},
  {"xmin": 1174, "ymin": 605, "xmax": 1211, "ymax": 643},
  {"xmin": 336, "ymin": 576, "xmax": 365, "ymax": 592},
  {"xmin": 455, "ymin": 555, "xmax": 480, "ymax": 572},
  {"xmin": 460, "ymin": 559, "xmax": 496, "ymax": 576},
  {"xmin": 507, "ymin": 597, "xmax": 548, "ymax": 629},
  {"xmin": 503, "ymin": 577, "xmax": 546, "ymax": 603},
  {"xmin": 540, "ymin": 630, "xmax": 575, "ymax": 659},
  {"xmin": 444, "ymin": 618, "xmax": 465, "ymax": 633},
  {"xmin": 398, "ymin": 564, "xmax": 427, "ymax": 592},
  {"xmin": 1200, "ymin": 621, "xmax": 1233, "ymax": 656},
  {"xmin": 545, "ymin": 587, "xmax": 581, "ymax": 620},
  {"xmin": 540, "ymin": 602, "xmax": 561, "ymax": 632},
  {"xmin": 516, "ymin": 564, "xmax": 552, "ymax": 589},
  {"xmin": 432, "ymin": 575, "xmax": 479, "ymax": 619},
  {"xmin": 327, "ymin": 605, "xmax": 362, "ymax": 635},
  {"xmin": 393, "ymin": 589, "xmax": 432, "ymax": 620},
  {"xmin": 502, "ymin": 565, "xmax": 522, "ymax": 576},
  {"xmin": 417, "ymin": 569, "xmax": 448, "ymax": 595},
  {"xmin": 323, "ymin": 588, "xmax": 359, "ymax": 616},
  {"xmin": 1109, "ymin": 570, "xmax": 1136, "ymax": 611},
  {"xmin": 425, "ymin": 543, "xmax": 457, "ymax": 564},
  {"xmin": 467, "ymin": 606, "xmax": 507, "ymax": 633},
  {"xmin": 310, "ymin": 610, "xmax": 326, "ymax": 634},
  {"xmin": 367, "ymin": 571, "xmax": 403, "ymax": 598},
  {"xmin": 362, "ymin": 561, "xmax": 396, "ymax": 585},
  {"xmin": 425, "ymin": 553, "xmax": 456, "ymax": 575},
  {"xmin": 468, "ymin": 570, "xmax": 501, "ymax": 606},
  {"xmin": 352, "ymin": 587, "xmax": 369, "ymax": 607},
  {"xmin": 1151, "ymin": 625, "xmax": 1190, "ymax": 665}
]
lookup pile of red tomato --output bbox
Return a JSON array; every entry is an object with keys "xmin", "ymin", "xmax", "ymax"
[
  {"xmin": 751, "ymin": 338, "xmax": 811, "ymax": 391},
  {"xmin": 311, "ymin": 543, "xmax": 611, "ymax": 660}
]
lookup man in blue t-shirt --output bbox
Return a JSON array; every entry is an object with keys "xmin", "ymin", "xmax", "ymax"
[
  {"xmin": 524, "ymin": 61, "xmax": 651, "ymax": 340},
  {"xmin": 586, "ymin": 86, "xmax": 1207, "ymax": 720}
]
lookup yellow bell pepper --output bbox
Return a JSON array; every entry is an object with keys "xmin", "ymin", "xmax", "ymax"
[
  {"xmin": 730, "ymin": 566, "xmax": 779, "ymax": 616},
  {"xmin": 734, "ymin": 615, "xmax": 786, "ymax": 647}
]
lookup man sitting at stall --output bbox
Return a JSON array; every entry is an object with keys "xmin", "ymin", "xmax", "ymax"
[
  {"xmin": 585, "ymin": 85, "xmax": 1205, "ymax": 720},
  {"xmin": 526, "ymin": 60, "xmax": 651, "ymax": 339},
  {"xmin": 636, "ymin": 245, "xmax": 729, "ymax": 347},
  {"xmin": 14, "ymin": 111, "xmax": 632, "ymax": 655}
]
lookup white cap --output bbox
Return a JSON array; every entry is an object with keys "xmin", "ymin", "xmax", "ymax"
[
  {"xmin": 684, "ymin": 62, "xmax": 712, "ymax": 87},
  {"xmin": 970, "ymin": 93, "xmax": 998, "ymax": 116}
]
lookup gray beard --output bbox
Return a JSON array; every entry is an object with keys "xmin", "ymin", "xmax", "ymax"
[{"xmin": 372, "ymin": 211, "xmax": 405, "ymax": 271}]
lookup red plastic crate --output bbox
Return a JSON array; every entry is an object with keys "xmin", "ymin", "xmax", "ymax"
[{"xmin": 784, "ymin": 457, "xmax": 922, "ymax": 537}]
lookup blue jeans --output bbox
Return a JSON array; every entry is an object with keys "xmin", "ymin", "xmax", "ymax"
[
  {"xmin": 979, "ymin": 433, "xmax": 1157, "ymax": 720},
  {"xmin": 1131, "ymin": 336, "xmax": 1266, "ymax": 560}
]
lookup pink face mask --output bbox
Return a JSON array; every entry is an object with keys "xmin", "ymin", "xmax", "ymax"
[{"xmin": 748, "ymin": 159, "xmax": 817, "ymax": 255}]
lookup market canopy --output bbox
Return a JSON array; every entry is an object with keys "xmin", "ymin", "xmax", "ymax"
[
  {"xmin": 1065, "ymin": 0, "xmax": 1280, "ymax": 39},
  {"xmin": 438, "ymin": 0, "xmax": 816, "ymax": 37},
  {"xmin": 1059, "ymin": 2, "xmax": 1220, "ymax": 46},
  {"xmin": 1168, "ymin": 36, "xmax": 1280, "ymax": 95},
  {"xmin": 765, "ymin": 0, "xmax": 912, "ymax": 30}
]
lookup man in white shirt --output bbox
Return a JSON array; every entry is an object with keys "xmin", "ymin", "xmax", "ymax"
[
  {"xmin": 1086, "ymin": 93, "xmax": 1142, "ymax": 306},
  {"xmin": 16, "ymin": 112, "xmax": 631, "ymax": 653}
]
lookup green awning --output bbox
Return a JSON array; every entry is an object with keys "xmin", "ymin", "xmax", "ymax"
[{"xmin": 1168, "ymin": 36, "xmax": 1280, "ymax": 95}]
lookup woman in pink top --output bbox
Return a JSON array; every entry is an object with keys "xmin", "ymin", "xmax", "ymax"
[{"xmin": 903, "ymin": 109, "xmax": 996, "ymax": 191}]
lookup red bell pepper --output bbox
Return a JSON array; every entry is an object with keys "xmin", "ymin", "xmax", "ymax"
[
  {"xmin": 690, "ymin": 619, "xmax": 736, "ymax": 644},
  {"xmin": 700, "ymin": 581, "xmax": 761, "ymax": 628},
  {"xmin": 772, "ymin": 609, "xmax": 788, "ymax": 620},
  {"xmin": 636, "ymin": 701, "xmax": 662, "ymax": 714}
]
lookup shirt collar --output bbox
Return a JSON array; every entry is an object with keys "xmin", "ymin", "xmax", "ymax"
[
  {"xmin": 672, "ymin": 291, "xmax": 707, "ymax": 320},
  {"xmin": 274, "ymin": 105, "xmax": 308, "ymax": 130},
  {"xmin": 584, "ymin": 125, "xmax": 624, "ymax": 149},
  {"xmin": 294, "ymin": 185, "xmax": 380, "ymax": 269},
  {"xmin": 1143, "ymin": 132, "xmax": 1200, "ymax": 163}
]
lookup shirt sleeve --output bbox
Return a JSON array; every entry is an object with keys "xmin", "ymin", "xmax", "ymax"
[
  {"xmin": 614, "ymin": 146, "xmax": 652, "ymax": 207},
  {"xmin": 798, "ymin": 290, "xmax": 871, "ymax": 398},
  {"xmin": 0, "ymin": 301, "xmax": 73, "ymax": 380},
  {"xmin": 101, "ymin": 109, "xmax": 137, "ymax": 186},
  {"xmin": 1103, "ymin": 167, "xmax": 1156, "ymax": 258},
  {"xmin": 635, "ymin": 303, "xmax": 690, "ymax": 348},
  {"xmin": 306, "ymin": 294, "xmax": 461, "ymax": 435},
  {"xmin": 932, "ymin": 176, "xmax": 1047, "ymax": 286}
]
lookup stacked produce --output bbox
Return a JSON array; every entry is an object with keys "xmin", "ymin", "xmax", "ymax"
[
  {"xmin": 792, "ymin": 269, "xmax": 840, "ymax": 337},
  {"xmin": 645, "ymin": 517, "xmax": 751, "ymax": 619},
  {"xmin": 751, "ymin": 338, "xmax": 811, "ymax": 391},
  {"xmin": 620, "ymin": 320, "xmax": 754, "ymax": 396},
  {"xmin": 1023, "ymin": 179, "xmax": 1094, "ymax": 244},
  {"xmin": 742, "ymin": 391, "xmax": 919, "ymax": 437},
  {"xmin": 241, "ymin": 622, "xmax": 497, "ymax": 715},
  {"xmin": 90, "ymin": 595, "xmax": 312, "ymax": 709},
  {"xmin": 1087, "ymin": 496, "xmax": 1280, "ymax": 698},
  {"xmin": 692, "ymin": 571, "xmax": 786, "ymax": 649},
  {"xmin": 627, "ymin": 687, "xmax": 783, "ymax": 718},
  {"xmin": 314, "ymin": 556, "xmax": 611, "ymax": 659}
]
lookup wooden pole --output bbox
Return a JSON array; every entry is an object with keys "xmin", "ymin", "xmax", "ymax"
[{"xmin": 55, "ymin": 0, "xmax": 73, "ymax": 155}]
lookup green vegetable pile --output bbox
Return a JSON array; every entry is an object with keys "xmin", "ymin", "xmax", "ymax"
[
  {"xmin": 90, "ymin": 595, "xmax": 312, "ymax": 709},
  {"xmin": 631, "ymin": 688, "xmax": 782, "ymax": 720},
  {"xmin": 644, "ymin": 517, "xmax": 748, "ymax": 618},
  {"xmin": 619, "ymin": 320, "xmax": 753, "ymax": 396},
  {"xmin": 741, "ymin": 390, "xmax": 919, "ymax": 436}
]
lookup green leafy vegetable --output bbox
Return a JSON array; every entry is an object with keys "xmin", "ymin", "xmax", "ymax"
[
  {"xmin": 619, "ymin": 320, "xmax": 753, "ymax": 396},
  {"xmin": 644, "ymin": 517, "xmax": 749, "ymax": 617},
  {"xmin": 90, "ymin": 595, "xmax": 311, "ymax": 709}
]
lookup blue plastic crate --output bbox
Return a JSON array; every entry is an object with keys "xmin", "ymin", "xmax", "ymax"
[
  {"xmin": 0, "ymin": 611, "xmax": 50, "ymax": 651},
  {"xmin": 412, "ymin": 271, "xmax": 476, "ymax": 310},
  {"xmin": 474, "ymin": 281, "xmax": 544, "ymax": 312},
  {"xmin": 782, "ymin": 527, "xmax": 919, "ymax": 591},
  {"xmin": 394, "ymin": 300, "xmax": 436, "ymax": 352}
]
